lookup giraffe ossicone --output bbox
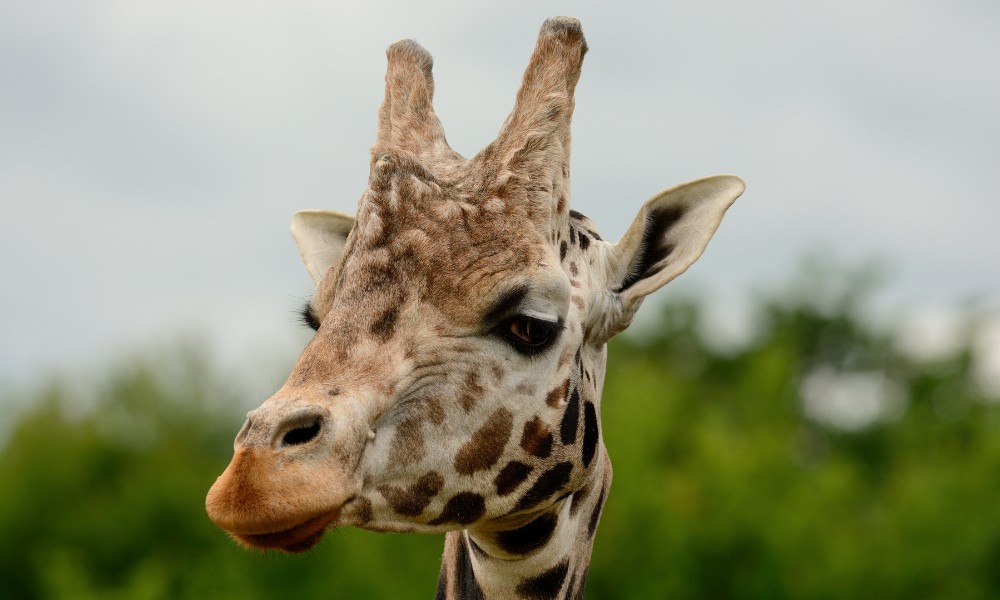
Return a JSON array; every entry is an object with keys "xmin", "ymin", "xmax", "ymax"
[{"xmin": 206, "ymin": 16, "xmax": 744, "ymax": 598}]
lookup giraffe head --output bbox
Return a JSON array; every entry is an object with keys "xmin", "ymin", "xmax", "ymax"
[{"xmin": 206, "ymin": 17, "xmax": 743, "ymax": 553}]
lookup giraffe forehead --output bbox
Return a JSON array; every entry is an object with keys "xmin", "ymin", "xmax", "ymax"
[
  {"xmin": 329, "ymin": 193, "xmax": 563, "ymax": 324},
  {"xmin": 356, "ymin": 174, "xmax": 540, "ymax": 246},
  {"xmin": 354, "ymin": 203, "xmax": 537, "ymax": 262}
]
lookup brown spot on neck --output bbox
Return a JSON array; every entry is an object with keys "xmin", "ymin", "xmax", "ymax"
[
  {"xmin": 494, "ymin": 509, "xmax": 559, "ymax": 556},
  {"xmin": 452, "ymin": 533, "xmax": 485, "ymax": 600},
  {"xmin": 546, "ymin": 380, "xmax": 569, "ymax": 408},
  {"xmin": 520, "ymin": 416, "xmax": 553, "ymax": 458},
  {"xmin": 516, "ymin": 560, "xmax": 570, "ymax": 599}
]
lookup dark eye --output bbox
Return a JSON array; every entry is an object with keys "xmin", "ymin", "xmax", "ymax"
[{"xmin": 502, "ymin": 316, "xmax": 559, "ymax": 355}]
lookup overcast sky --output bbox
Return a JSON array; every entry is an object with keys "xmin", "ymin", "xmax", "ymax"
[{"xmin": 1, "ymin": 0, "xmax": 998, "ymax": 390}]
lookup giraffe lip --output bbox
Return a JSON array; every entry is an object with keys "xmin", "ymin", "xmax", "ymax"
[{"xmin": 232, "ymin": 511, "xmax": 338, "ymax": 553}]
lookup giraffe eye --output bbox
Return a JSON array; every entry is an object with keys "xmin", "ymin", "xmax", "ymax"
[{"xmin": 502, "ymin": 316, "xmax": 559, "ymax": 355}]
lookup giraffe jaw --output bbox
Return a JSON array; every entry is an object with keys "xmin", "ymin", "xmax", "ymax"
[{"xmin": 230, "ymin": 510, "xmax": 339, "ymax": 553}]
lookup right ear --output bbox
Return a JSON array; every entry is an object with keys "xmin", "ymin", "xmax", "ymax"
[
  {"xmin": 290, "ymin": 210, "xmax": 355, "ymax": 285},
  {"xmin": 595, "ymin": 175, "xmax": 744, "ymax": 341}
]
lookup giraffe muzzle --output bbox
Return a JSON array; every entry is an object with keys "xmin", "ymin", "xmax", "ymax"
[{"xmin": 206, "ymin": 403, "xmax": 361, "ymax": 551}]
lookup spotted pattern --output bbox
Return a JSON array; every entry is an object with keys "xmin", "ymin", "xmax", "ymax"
[
  {"xmin": 389, "ymin": 416, "xmax": 425, "ymax": 467},
  {"xmin": 353, "ymin": 496, "xmax": 373, "ymax": 525},
  {"xmin": 455, "ymin": 408, "xmax": 514, "ymax": 475},
  {"xmin": 496, "ymin": 510, "xmax": 558, "ymax": 555},
  {"xmin": 495, "ymin": 461, "xmax": 533, "ymax": 496},
  {"xmin": 569, "ymin": 482, "xmax": 591, "ymax": 516},
  {"xmin": 515, "ymin": 560, "xmax": 570, "ymax": 599},
  {"xmin": 460, "ymin": 372, "xmax": 485, "ymax": 412},
  {"xmin": 378, "ymin": 471, "xmax": 444, "ymax": 517},
  {"xmin": 581, "ymin": 402, "xmax": 598, "ymax": 467},
  {"xmin": 546, "ymin": 380, "xmax": 569, "ymax": 408},
  {"xmin": 286, "ymin": 21, "xmax": 661, "ymax": 600},
  {"xmin": 453, "ymin": 535, "xmax": 485, "ymax": 600},
  {"xmin": 520, "ymin": 416, "xmax": 553, "ymax": 458},
  {"xmin": 430, "ymin": 492, "xmax": 487, "ymax": 525},
  {"xmin": 514, "ymin": 462, "xmax": 573, "ymax": 512},
  {"xmin": 559, "ymin": 389, "xmax": 580, "ymax": 444},
  {"xmin": 425, "ymin": 398, "xmax": 446, "ymax": 425}
]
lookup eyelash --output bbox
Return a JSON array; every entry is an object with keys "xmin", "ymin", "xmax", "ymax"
[
  {"xmin": 499, "ymin": 315, "xmax": 562, "ymax": 356},
  {"xmin": 300, "ymin": 303, "xmax": 321, "ymax": 331}
]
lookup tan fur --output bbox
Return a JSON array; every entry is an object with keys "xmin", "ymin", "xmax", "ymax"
[{"xmin": 206, "ymin": 16, "xmax": 744, "ymax": 597}]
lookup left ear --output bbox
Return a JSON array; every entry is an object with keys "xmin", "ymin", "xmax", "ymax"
[
  {"xmin": 608, "ymin": 174, "xmax": 745, "ymax": 314},
  {"xmin": 290, "ymin": 210, "xmax": 356, "ymax": 285}
]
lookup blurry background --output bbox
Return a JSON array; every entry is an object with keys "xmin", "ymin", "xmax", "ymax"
[{"xmin": 1, "ymin": 1, "xmax": 998, "ymax": 598}]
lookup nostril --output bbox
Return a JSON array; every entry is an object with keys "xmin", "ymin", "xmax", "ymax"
[{"xmin": 281, "ymin": 420, "xmax": 322, "ymax": 447}]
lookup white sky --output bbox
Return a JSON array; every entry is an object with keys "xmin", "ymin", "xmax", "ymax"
[{"xmin": 1, "ymin": 0, "xmax": 998, "ymax": 390}]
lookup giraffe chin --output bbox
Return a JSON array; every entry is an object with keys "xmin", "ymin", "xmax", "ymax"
[{"xmin": 231, "ymin": 512, "xmax": 337, "ymax": 553}]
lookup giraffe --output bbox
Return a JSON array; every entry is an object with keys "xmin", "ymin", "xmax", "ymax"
[{"xmin": 206, "ymin": 17, "xmax": 744, "ymax": 599}]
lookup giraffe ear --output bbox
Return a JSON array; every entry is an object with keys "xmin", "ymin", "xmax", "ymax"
[
  {"xmin": 290, "ymin": 210, "xmax": 355, "ymax": 285},
  {"xmin": 608, "ymin": 175, "xmax": 745, "ymax": 309}
]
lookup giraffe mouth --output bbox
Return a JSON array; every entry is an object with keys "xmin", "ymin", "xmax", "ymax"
[{"xmin": 231, "ymin": 511, "xmax": 338, "ymax": 553}]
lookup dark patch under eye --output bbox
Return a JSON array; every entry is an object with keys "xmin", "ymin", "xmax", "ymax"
[{"xmin": 300, "ymin": 301, "xmax": 320, "ymax": 331}]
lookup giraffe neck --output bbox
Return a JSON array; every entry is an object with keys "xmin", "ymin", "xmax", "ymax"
[{"xmin": 436, "ymin": 450, "xmax": 612, "ymax": 600}]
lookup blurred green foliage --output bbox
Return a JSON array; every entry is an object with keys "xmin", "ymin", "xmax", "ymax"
[{"xmin": 2, "ymin": 272, "xmax": 999, "ymax": 599}]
